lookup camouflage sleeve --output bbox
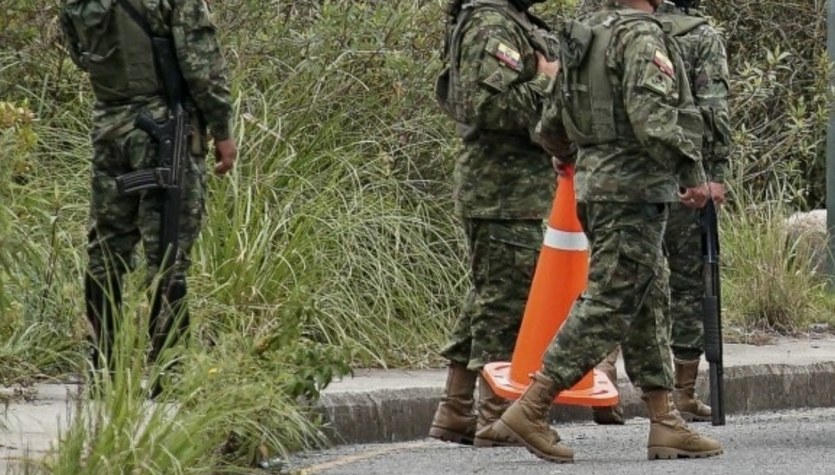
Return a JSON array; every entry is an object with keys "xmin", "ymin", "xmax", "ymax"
[
  {"xmin": 170, "ymin": 0, "xmax": 233, "ymax": 140},
  {"xmin": 58, "ymin": 10, "xmax": 84, "ymax": 70},
  {"xmin": 456, "ymin": 12, "xmax": 551, "ymax": 132},
  {"xmin": 619, "ymin": 27, "xmax": 705, "ymax": 188},
  {"xmin": 693, "ymin": 26, "xmax": 731, "ymax": 183},
  {"xmin": 535, "ymin": 94, "xmax": 576, "ymax": 163}
]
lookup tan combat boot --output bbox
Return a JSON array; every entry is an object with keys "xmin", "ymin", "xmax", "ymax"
[
  {"xmin": 495, "ymin": 372, "xmax": 574, "ymax": 463},
  {"xmin": 643, "ymin": 389, "xmax": 723, "ymax": 460},
  {"xmin": 673, "ymin": 358, "xmax": 712, "ymax": 422},
  {"xmin": 592, "ymin": 348, "xmax": 625, "ymax": 425},
  {"xmin": 473, "ymin": 376, "xmax": 522, "ymax": 447},
  {"xmin": 428, "ymin": 362, "xmax": 477, "ymax": 445}
]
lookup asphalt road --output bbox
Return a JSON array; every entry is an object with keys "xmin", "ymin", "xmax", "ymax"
[{"xmin": 284, "ymin": 407, "xmax": 835, "ymax": 475}]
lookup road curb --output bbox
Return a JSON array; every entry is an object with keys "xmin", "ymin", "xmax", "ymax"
[{"xmin": 318, "ymin": 361, "xmax": 835, "ymax": 445}]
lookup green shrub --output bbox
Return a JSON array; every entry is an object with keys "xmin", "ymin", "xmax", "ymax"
[
  {"xmin": 23, "ymin": 293, "xmax": 351, "ymax": 474},
  {"xmin": 706, "ymin": 0, "xmax": 830, "ymax": 209},
  {"xmin": 2, "ymin": 0, "xmax": 463, "ymax": 466},
  {"xmin": 722, "ymin": 181, "xmax": 832, "ymax": 332}
]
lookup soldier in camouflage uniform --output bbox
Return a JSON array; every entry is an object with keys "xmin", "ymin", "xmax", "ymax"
[
  {"xmin": 60, "ymin": 0, "xmax": 236, "ymax": 383},
  {"xmin": 592, "ymin": 0, "xmax": 731, "ymax": 425},
  {"xmin": 494, "ymin": 0, "xmax": 723, "ymax": 463},
  {"xmin": 429, "ymin": 0, "xmax": 561, "ymax": 447}
]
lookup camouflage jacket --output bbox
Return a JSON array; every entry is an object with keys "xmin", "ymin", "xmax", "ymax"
[
  {"xmin": 538, "ymin": 2, "xmax": 705, "ymax": 203},
  {"xmin": 440, "ymin": 1, "xmax": 555, "ymax": 219},
  {"xmin": 60, "ymin": 0, "xmax": 232, "ymax": 143},
  {"xmin": 656, "ymin": 2, "xmax": 731, "ymax": 183}
]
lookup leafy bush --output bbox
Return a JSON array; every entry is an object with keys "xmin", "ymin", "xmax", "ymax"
[
  {"xmin": 706, "ymin": 0, "xmax": 830, "ymax": 209},
  {"xmin": 703, "ymin": 0, "xmax": 833, "ymax": 329}
]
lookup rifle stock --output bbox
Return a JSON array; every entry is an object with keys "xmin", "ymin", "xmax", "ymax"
[{"xmin": 701, "ymin": 199, "xmax": 725, "ymax": 426}]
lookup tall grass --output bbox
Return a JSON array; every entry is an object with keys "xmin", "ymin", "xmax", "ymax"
[
  {"xmin": 2, "ymin": 0, "xmax": 465, "ymax": 372},
  {"xmin": 722, "ymin": 150, "xmax": 835, "ymax": 333},
  {"xmin": 1, "ymin": 0, "xmax": 834, "ymax": 470},
  {"xmin": 15, "ymin": 288, "xmax": 341, "ymax": 475},
  {"xmin": 2, "ymin": 0, "xmax": 464, "ymax": 467},
  {"xmin": 188, "ymin": 0, "xmax": 466, "ymax": 367}
]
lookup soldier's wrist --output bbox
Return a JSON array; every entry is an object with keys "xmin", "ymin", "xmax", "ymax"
[
  {"xmin": 529, "ymin": 73, "xmax": 552, "ymax": 96},
  {"xmin": 707, "ymin": 161, "xmax": 728, "ymax": 184},
  {"xmin": 679, "ymin": 164, "xmax": 707, "ymax": 189},
  {"xmin": 210, "ymin": 121, "xmax": 232, "ymax": 141}
]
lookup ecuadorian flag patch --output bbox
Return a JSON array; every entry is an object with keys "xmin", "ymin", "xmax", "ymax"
[
  {"xmin": 495, "ymin": 42, "xmax": 522, "ymax": 71},
  {"xmin": 652, "ymin": 50, "xmax": 675, "ymax": 77}
]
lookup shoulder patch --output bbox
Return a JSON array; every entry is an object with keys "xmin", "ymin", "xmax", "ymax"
[
  {"xmin": 652, "ymin": 50, "xmax": 675, "ymax": 77},
  {"xmin": 494, "ymin": 42, "xmax": 522, "ymax": 71}
]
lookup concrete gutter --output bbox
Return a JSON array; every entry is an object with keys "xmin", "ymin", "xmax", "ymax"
[
  {"xmin": 2, "ymin": 338, "xmax": 833, "ymax": 467},
  {"xmin": 318, "ymin": 338, "xmax": 835, "ymax": 445}
]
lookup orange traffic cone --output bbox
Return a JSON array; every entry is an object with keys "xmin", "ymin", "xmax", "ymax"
[{"xmin": 481, "ymin": 167, "xmax": 618, "ymax": 406}]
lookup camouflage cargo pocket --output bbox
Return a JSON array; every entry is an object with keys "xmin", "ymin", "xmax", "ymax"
[
  {"xmin": 482, "ymin": 220, "xmax": 542, "ymax": 282},
  {"xmin": 586, "ymin": 204, "xmax": 666, "ymax": 312}
]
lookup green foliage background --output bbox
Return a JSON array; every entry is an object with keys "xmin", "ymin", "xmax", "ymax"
[
  {"xmin": 1, "ymin": 0, "xmax": 464, "ymax": 377},
  {"xmin": 0, "ymin": 0, "xmax": 833, "ymax": 468}
]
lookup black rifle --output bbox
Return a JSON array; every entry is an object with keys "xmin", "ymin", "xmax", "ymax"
[
  {"xmin": 701, "ymin": 198, "xmax": 725, "ymax": 426},
  {"xmin": 114, "ymin": 0, "xmax": 190, "ymax": 366}
]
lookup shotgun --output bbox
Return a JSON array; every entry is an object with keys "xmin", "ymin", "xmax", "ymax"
[{"xmin": 701, "ymin": 198, "xmax": 725, "ymax": 426}]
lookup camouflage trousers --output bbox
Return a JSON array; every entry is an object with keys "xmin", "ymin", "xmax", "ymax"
[
  {"xmin": 86, "ymin": 125, "xmax": 207, "ymax": 289},
  {"xmin": 595, "ymin": 202, "xmax": 706, "ymax": 376},
  {"xmin": 665, "ymin": 202, "xmax": 705, "ymax": 361},
  {"xmin": 441, "ymin": 218, "xmax": 543, "ymax": 371},
  {"xmin": 542, "ymin": 202, "xmax": 674, "ymax": 391}
]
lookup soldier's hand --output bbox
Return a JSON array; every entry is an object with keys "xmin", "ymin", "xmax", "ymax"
[
  {"xmin": 214, "ymin": 138, "xmax": 237, "ymax": 175},
  {"xmin": 552, "ymin": 156, "xmax": 570, "ymax": 177},
  {"xmin": 708, "ymin": 182, "xmax": 726, "ymax": 206},
  {"xmin": 679, "ymin": 183, "xmax": 709, "ymax": 209},
  {"xmin": 536, "ymin": 52, "xmax": 560, "ymax": 78}
]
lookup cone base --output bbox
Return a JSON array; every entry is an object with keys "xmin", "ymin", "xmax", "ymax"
[{"xmin": 481, "ymin": 362, "xmax": 619, "ymax": 407}]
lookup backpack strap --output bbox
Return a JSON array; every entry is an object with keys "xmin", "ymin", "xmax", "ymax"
[
  {"xmin": 559, "ymin": 10, "xmax": 655, "ymax": 145},
  {"xmin": 114, "ymin": 0, "xmax": 155, "ymax": 38}
]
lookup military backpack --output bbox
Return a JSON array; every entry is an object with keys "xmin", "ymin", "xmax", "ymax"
[{"xmin": 558, "ymin": 9, "xmax": 702, "ymax": 149}]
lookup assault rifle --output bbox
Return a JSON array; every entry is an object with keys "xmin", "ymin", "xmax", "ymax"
[
  {"xmin": 113, "ymin": 0, "xmax": 190, "ymax": 367},
  {"xmin": 701, "ymin": 198, "xmax": 725, "ymax": 426}
]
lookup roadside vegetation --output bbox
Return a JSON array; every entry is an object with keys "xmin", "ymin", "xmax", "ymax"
[{"xmin": 0, "ymin": 0, "xmax": 832, "ymax": 472}]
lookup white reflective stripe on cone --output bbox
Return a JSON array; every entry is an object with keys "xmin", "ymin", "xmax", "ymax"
[{"xmin": 543, "ymin": 227, "xmax": 588, "ymax": 251}]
